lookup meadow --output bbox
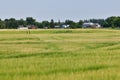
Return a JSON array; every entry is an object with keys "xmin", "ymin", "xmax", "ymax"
[{"xmin": 0, "ymin": 29, "xmax": 120, "ymax": 80}]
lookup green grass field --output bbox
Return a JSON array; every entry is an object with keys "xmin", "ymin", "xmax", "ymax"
[{"xmin": 0, "ymin": 29, "xmax": 120, "ymax": 80}]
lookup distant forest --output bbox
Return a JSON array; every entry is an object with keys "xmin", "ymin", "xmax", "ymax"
[{"xmin": 0, "ymin": 16, "xmax": 120, "ymax": 29}]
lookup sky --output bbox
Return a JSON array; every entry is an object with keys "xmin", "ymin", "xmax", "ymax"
[{"xmin": 0, "ymin": 0, "xmax": 120, "ymax": 22}]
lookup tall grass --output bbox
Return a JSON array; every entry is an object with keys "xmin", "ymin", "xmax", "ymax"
[{"xmin": 0, "ymin": 29, "xmax": 119, "ymax": 80}]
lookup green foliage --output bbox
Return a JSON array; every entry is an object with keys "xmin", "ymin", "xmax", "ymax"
[
  {"xmin": 18, "ymin": 19, "xmax": 27, "ymax": 26},
  {"xmin": 1, "ymin": 16, "xmax": 120, "ymax": 29},
  {"xmin": 26, "ymin": 17, "xmax": 36, "ymax": 25},
  {"xmin": 50, "ymin": 19, "xmax": 55, "ymax": 28},
  {"xmin": 76, "ymin": 20, "xmax": 83, "ymax": 28},
  {"xmin": 4, "ymin": 18, "xmax": 18, "ymax": 29},
  {"xmin": 105, "ymin": 16, "xmax": 120, "ymax": 28},
  {"xmin": 0, "ymin": 21, "xmax": 5, "ymax": 29},
  {"xmin": 42, "ymin": 21, "xmax": 50, "ymax": 28},
  {"xmin": 65, "ymin": 20, "xmax": 76, "ymax": 28}
]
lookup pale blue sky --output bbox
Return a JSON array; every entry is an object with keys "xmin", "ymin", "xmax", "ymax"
[{"xmin": 0, "ymin": 0, "xmax": 120, "ymax": 21}]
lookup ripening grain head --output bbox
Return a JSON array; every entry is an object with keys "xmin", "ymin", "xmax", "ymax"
[{"xmin": 0, "ymin": 29, "xmax": 119, "ymax": 80}]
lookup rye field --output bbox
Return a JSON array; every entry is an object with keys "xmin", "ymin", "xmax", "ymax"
[{"xmin": 0, "ymin": 29, "xmax": 120, "ymax": 80}]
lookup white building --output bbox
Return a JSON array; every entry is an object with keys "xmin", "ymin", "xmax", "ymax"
[
  {"xmin": 18, "ymin": 26, "xmax": 28, "ymax": 30},
  {"xmin": 82, "ymin": 22, "xmax": 101, "ymax": 28},
  {"xmin": 55, "ymin": 25, "xmax": 70, "ymax": 29},
  {"xmin": 61, "ymin": 25, "xmax": 70, "ymax": 28}
]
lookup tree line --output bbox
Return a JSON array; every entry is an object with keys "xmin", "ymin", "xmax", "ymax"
[{"xmin": 0, "ymin": 16, "xmax": 120, "ymax": 29}]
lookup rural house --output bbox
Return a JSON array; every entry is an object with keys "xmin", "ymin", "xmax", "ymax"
[
  {"xmin": 18, "ymin": 25, "xmax": 28, "ymax": 30},
  {"xmin": 55, "ymin": 25, "xmax": 70, "ymax": 29},
  {"xmin": 82, "ymin": 22, "xmax": 101, "ymax": 28},
  {"xmin": 18, "ymin": 25, "xmax": 38, "ymax": 29}
]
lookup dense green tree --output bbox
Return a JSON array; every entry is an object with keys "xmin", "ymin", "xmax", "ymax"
[
  {"xmin": 76, "ymin": 20, "xmax": 83, "ymax": 28},
  {"xmin": 58, "ymin": 20, "xmax": 61, "ymax": 25},
  {"xmin": 4, "ymin": 19, "xmax": 9, "ymax": 29},
  {"xmin": 0, "ymin": 16, "xmax": 120, "ymax": 29},
  {"xmin": 50, "ymin": 19, "xmax": 55, "ymax": 28},
  {"xmin": 26, "ymin": 17, "xmax": 36, "ymax": 25},
  {"xmin": 36, "ymin": 22, "xmax": 43, "ymax": 28},
  {"xmin": 113, "ymin": 17, "xmax": 120, "ymax": 28},
  {"xmin": 9, "ymin": 18, "xmax": 18, "ymax": 29},
  {"xmin": 0, "ymin": 21, "xmax": 5, "ymax": 29},
  {"xmin": 65, "ymin": 20, "xmax": 76, "ymax": 28},
  {"xmin": 4, "ymin": 18, "xmax": 18, "ymax": 29},
  {"xmin": 18, "ymin": 19, "xmax": 27, "ymax": 26},
  {"xmin": 105, "ymin": 16, "xmax": 120, "ymax": 28},
  {"xmin": 42, "ymin": 21, "xmax": 50, "ymax": 28},
  {"xmin": 105, "ymin": 16, "xmax": 115, "ymax": 28}
]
